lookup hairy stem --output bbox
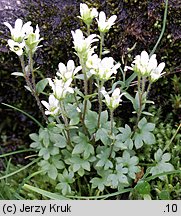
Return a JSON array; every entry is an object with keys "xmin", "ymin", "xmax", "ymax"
[
  {"xmin": 97, "ymin": 80, "xmax": 104, "ymax": 128},
  {"xmin": 60, "ymin": 101, "xmax": 71, "ymax": 146},
  {"xmin": 19, "ymin": 56, "xmax": 48, "ymax": 123},
  {"xmin": 99, "ymin": 32, "xmax": 104, "ymax": 58}
]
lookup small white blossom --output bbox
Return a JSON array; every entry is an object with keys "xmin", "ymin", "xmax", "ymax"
[
  {"xmin": 48, "ymin": 77, "xmax": 74, "ymax": 100},
  {"xmin": 79, "ymin": 3, "xmax": 98, "ymax": 25},
  {"xmin": 57, "ymin": 60, "xmax": 82, "ymax": 82},
  {"xmin": 25, "ymin": 25, "xmax": 43, "ymax": 53},
  {"xmin": 4, "ymin": 19, "xmax": 32, "ymax": 42},
  {"xmin": 101, "ymin": 87, "xmax": 123, "ymax": 110},
  {"xmin": 7, "ymin": 39, "xmax": 25, "ymax": 56},
  {"xmin": 97, "ymin": 11, "xmax": 117, "ymax": 33},
  {"xmin": 86, "ymin": 54, "xmax": 101, "ymax": 70},
  {"xmin": 88, "ymin": 56, "xmax": 120, "ymax": 81},
  {"xmin": 150, "ymin": 62, "xmax": 165, "ymax": 82},
  {"xmin": 41, "ymin": 94, "xmax": 60, "ymax": 116},
  {"xmin": 71, "ymin": 29, "xmax": 98, "ymax": 57},
  {"xmin": 130, "ymin": 51, "xmax": 165, "ymax": 79}
]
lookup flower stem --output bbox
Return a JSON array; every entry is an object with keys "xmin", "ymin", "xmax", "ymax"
[
  {"xmin": 97, "ymin": 80, "xmax": 104, "ymax": 128},
  {"xmin": 99, "ymin": 32, "xmax": 104, "ymax": 58},
  {"xmin": 109, "ymin": 109, "xmax": 114, "ymax": 158},
  {"xmin": 60, "ymin": 101, "xmax": 71, "ymax": 146},
  {"xmin": 19, "ymin": 56, "xmax": 48, "ymax": 123},
  {"xmin": 135, "ymin": 75, "xmax": 142, "ymax": 130},
  {"xmin": 73, "ymin": 92, "xmax": 91, "ymax": 139},
  {"xmin": 110, "ymin": 110, "xmax": 114, "ymax": 135},
  {"xmin": 79, "ymin": 58, "xmax": 88, "ymax": 122}
]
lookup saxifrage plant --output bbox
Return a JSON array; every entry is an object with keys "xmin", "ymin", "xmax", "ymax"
[{"xmin": 3, "ymin": 2, "xmax": 176, "ymax": 199}]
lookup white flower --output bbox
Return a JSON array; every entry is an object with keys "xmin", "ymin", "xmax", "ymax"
[
  {"xmin": 101, "ymin": 87, "xmax": 123, "ymax": 110},
  {"xmin": 57, "ymin": 60, "xmax": 82, "ymax": 82},
  {"xmin": 25, "ymin": 25, "xmax": 43, "ymax": 53},
  {"xmin": 41, "ymin": 94, "xmax": 60, "ymax": 116},
  {"xmin": 150, "ymin": 62, "xmax": 165, "ymax": 82},
  {"xmin": 130, "ymin": 51, "xmax": 165, "ymax": 79},
  {"xmin": 79, "ymin": 3, "xmax": 98, "ymax": 25},
  {"xmin": 86, "ymin": 54, "xmax": 101, "ymax": 70},
  {"xmin": 71, "ymin": 29, "xmax": 98, "ymax": 56},
  {"xmin": 7, "ymin": 39, "xmax": 25, "ymax": 56},
  {"xmin": 89, "ymin": 57, "xmax": 120, "ymax": 81},
  {"xmin": 4, "ymin": 19, "xmax": 32, "ymax": 42},
  {"xmin": 48, "ymin": 77, "xmax": 74, "ymax": 100},
  {"xmin": 97, "ymin": 11, "xmax": 117, "ymax": 33}
]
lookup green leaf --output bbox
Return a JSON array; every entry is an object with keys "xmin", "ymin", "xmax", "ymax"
[
  {"xmin": 50, "ymin": 147, "xmax": 59, "ymax": 155},
  {"xmin": 56, "ymin": 182, "xmax": 72, "ymax": 196},
  {"xmin": 36, "ymin": 78, "xmax": 49, "ymax": 94},
  {"xmin": 159, "ymin": 190, "xmax": 170, "ymax": 200},
  {"xmin": 69, "ymin": 116, "xmax": 80, "ymax": 125},
  {"xmin": 95, "ymin": 128, "xmax": 109, "ymax": 145},
  {"xmin": 134, "ymin": 133, "xmax": 143, "ymax": 149},
  {"xmin": 135, "ymin": 181, "xmax": 151, "ymax": 195},
  {"xmin": 138, "ymin": 117, "xmax": 147, "ymax": 130},
  {"xmin": 72, "ymin": 144, "xmax": 84, "ymax": 154},
  {"xmin": 150, "ymin": 161, "xmax": 174, "ymax": 180},
  {"xmin": 29, "ymin": 133, "xmax": 39, "ymax": 142},
  {"xmin": 39, "ymin": 148, "xmax": 50, "ymax": 160},
  {"xmin": 90, "ymin": 177, "xmax": 107, "ymax": 191},
  {"xmin": 30, "ymin": 141, "xmax": 41, "ymax": 148},
  {"xmin": 49, "ymin": 130, "xmax": 67, "ymax": 148},
  {"xmin": 155, "ymin": 149, "xmax": 163, "ymax": 162},
  {"xmin": 43, "ymin": 132, "xmax": 50, "ymax": 148},
  {"xmin": 162, "ymin": 153, "xmax": 171, "ymax": 162},
  {"xmin": 52, "ymin": 156, "xmax": 65, "ymax": 170},
  {"xmin": 48, "ymin": 164, "xmax": 58, "ymax": 180},
  {"xmin": 23, "ymin": 184, "xmax": 69, "ymax": 200},
  {"xmin": 85, "ymin": 110, "xmax": 98, "ymax": 133},
  {"xmin": 118, "ymin": 124, "xmax": 132, "ymax": 141},
  {"xmin": 96, "ymin": 148, "xmax": 113, "ymax": 170},
  {"xmin": 142, "ymin": 111, "xmax": 154, "ymax": 116},
  {"xmin": 142, "ymin": 122, "xmax": 155, "ymax": 132},
  {"xmin": 100, "ymin": 110, "xmax": 108, "ymax": 125},
  {"xmin": 142, "ymin": 131, "xmax": 156, "ymax": 145}
]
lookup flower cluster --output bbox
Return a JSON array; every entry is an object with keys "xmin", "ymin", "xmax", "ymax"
[
  {"xmin": 101, "ymin": 88, "xmax": 124, "ymax": 111},
  {"xmin": 86, "ymin": 55, "xmax": 120, "ymax": 81},
  {"xmin": 41, "ymin": 95, "xmax": 60, "ymax": 116},
  {"xmin": 71, "ymin": 29, "xmax": 98, "ymax": 59},
  {"xmin": 97, "ymin": 11, "xmax": 117, "ymax": 33},
  {"xmin": 41, "ymin": 60, "xmax": 78, "ymax": 116},
  {"xmin": 129, "ymin": 51, "xmax": 165, "ymax": 82},
  {"xmin": 57, "ymin": 60, "xmax": 82, "ymax": 82},
  {"xmin": 4, "ymin": 19, "xmax": 42, "ymax": 56},
  {"xmin": 78, "ymin": 3, "xmax": 98, "ymax": 25}
]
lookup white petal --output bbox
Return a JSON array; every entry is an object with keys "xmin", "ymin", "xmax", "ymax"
[
  {"xmin": 108, "ymin": 15, "xmax": 117, "ymax": 25},
  {"xmin": 112, "ymin": 88, "xmax": 120, "ymax": 97},
  {"xmin": 67, "ymin": 87, "xmax": 74, "ymax": 94},
  {"xmin": 91, "ymin": 8, "xmax": 98, "ymax": 18},
  {"xmin": 140, "ymin": 51, "xmax": 149, "ymax": 66},
  {"xmin": 157, "ymin": 62, "xmax": 165, "ymax": 74},
  {"xmin": 4, "ymin": 22, "xmax": 13, "ymax": 32},
  {"xmin": 22, "ymin": 21, "xmax": 32, "ymax": 35},
  {"xmin": 15, "ymin": 19, "xmax": 23, "ymax": 32},
  {"xmin": 148, "ymin": 54, "xmax": 157, "ymax": 70},
  {"xmin": 74, "ymin": 66, "xmax": 82, "ymax": 75},
  {"xmin": 67, "ymin": 60, "xmax": 75, "ymax": 72},
  {"xmin": 58, "ymin": 62, "xmax": 66, "ymax": 75},
  {"xmin": 7, "ymin": 39, "xmax": 16, "ymax": 48},
  {"xmin": 99, "ymin": 11, "xmax": 106, "ymax": 23},
  {"xmin": 49, "ymin": 94, "xmax": 56, "ymax": 104},
  {"xmin": 41, "ymin": 100, "xmax": 50, "ymax": 110}
]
